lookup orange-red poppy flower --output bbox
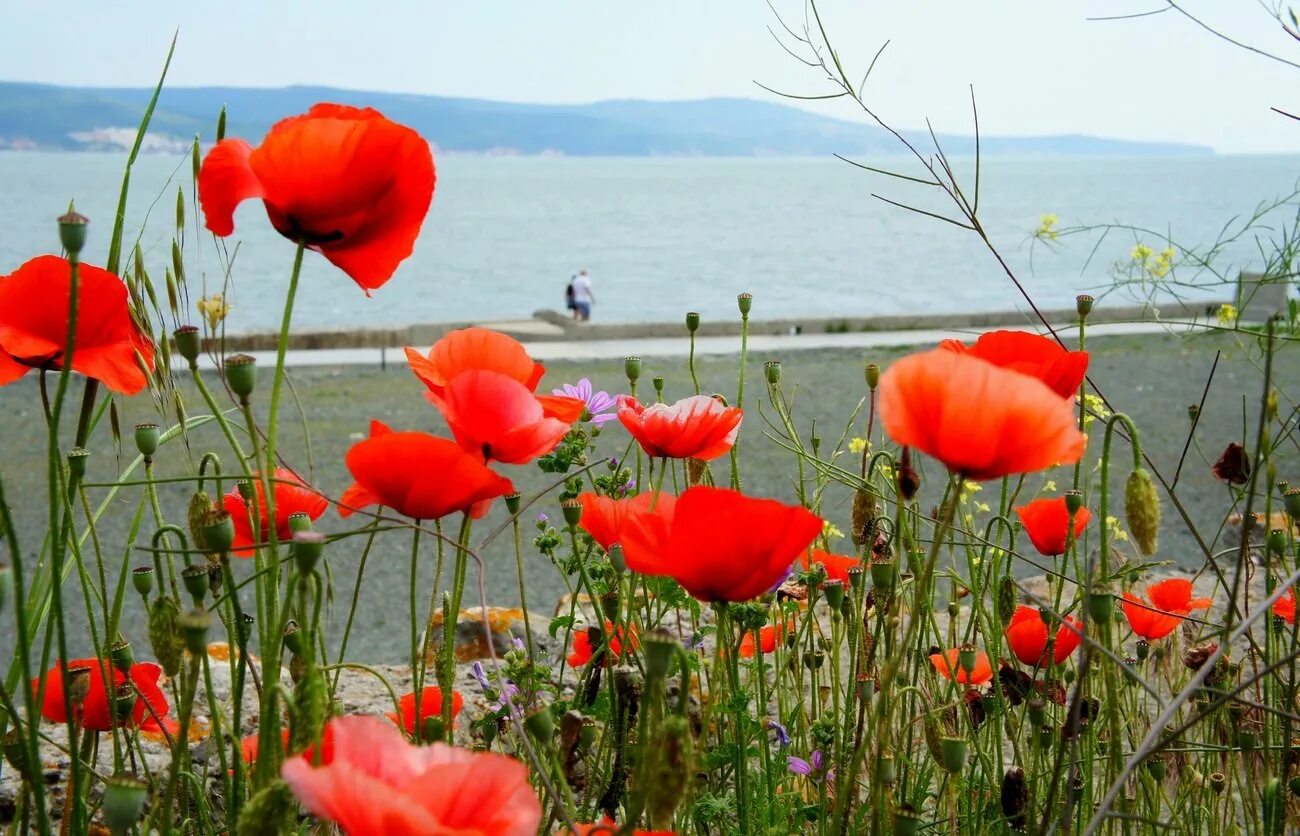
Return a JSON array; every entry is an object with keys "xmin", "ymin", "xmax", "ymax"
[
  {"xmin": 0, "ymin": 255, "xmax": 154, "ymax": 395},
  {"xmin": 241, "ymin": 725, "xmax": 335, "ymax": 767},
  {"xmin": 560, "ymin": 817, "xmax": 675, "ymax": 836},
  {"xmin": 800, "ymin": 548, "xmax": 861, "ymax": 585},
  {"xmin": 1122, "ymin": 578, "xmax": 1212, "ymax": 641},
  {"xmin": 406, "ymin": 327, "xmax": 545, "ymax": 397},
  {"xmin": 940, "ymin": 330, "xmax": 1089, "ymax": 400},
  {"xmin": 1005, "ymin": 606, "xmax": 1083, "ymax": 667},
  {"xmin": 339, "ymin": 420, "xmax": 514, "ymax": 520},
  {"xmin": 739, "ymin": 621, "xmax": 793, "ymax": 658},
  {"xmin": 929, "ymin": 649, "xmax": 993, "ymax": 685},
  {"xmin": 34, "ymin": 659, "xmax": 169, "ymax": 732},
  {"xmin": 877, "ymin": 348, "xmax": 1086, "ymax": 481},
  {"xmin": 1274, "ymin": 589, "xmax": 1296, "ymax": 625},
  {"xmin": 576, "ymin": 492, "xmax": 674, "ymax": 552},
  {"xmin": 616, "ymin": 394, "xmax": 743, "ymax": 461},
  {"xmin": 567, "ymin": 621, "xmax": 639, "ymax": 668},
  {"xmin": 199, "ymin": 103, "xmax": 435, "ymax": 292},
  {"xmin": 621, "ymin": 486, "xmax": 822, "ymax": 602},
  {"xmin": 428, "ymin": 370, "xmax": 576, "ymax": 464},
  {"xmin": 282, "ymin": 715, "xmax": 541, "ymax": 835},
  {"xmin": 386, "ymin": 687, "xmax": 465, "ymax": 735},
  {"xmin": 1015, "ymin": 497, "xmax": 1092, "ymax": 557},
  {"xmin": 222, "ymin": 468, "xmax": 328, "ymax": 557}
]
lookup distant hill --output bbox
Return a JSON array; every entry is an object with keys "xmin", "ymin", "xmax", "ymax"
[{"xmin": 0, "ymin": 81, "xmax": 1215, "ymax": 157}]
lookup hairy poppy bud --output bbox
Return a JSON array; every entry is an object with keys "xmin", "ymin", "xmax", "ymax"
[
  {"xmin": 737, "ymin": 292, "xmax": 753, "ymax": 317},
  {"xmin": 865, "ymin": 363, "xmax": 880, "ymax": 391},
  {"xmin": 66, "ymin": 447, "xmax": 89, "ymax": 479},
  {"xmin": 624, "ymin": 356, "xmax": 642, "ymax": 383},
  {"xmin": 851, "ymin": 488, "xmax": 875, "ymax": 546},
  {"xmin": 58, "ymin": 210, "xmax": 89, "ymax": 257},
  {"xmin": 1076, "ymin": 294, "xmax": 1094, "ymax": 318},
  {"xmin": 997, "ymin": 577, "xmax": 1016, "ymax": 627},
  {"xmin": 133, "ymin": 423, "xmax": 160, "ymax": 458},
  {"xmin": 102, "ymin": 774, "xmax": 149, "ymax": 836},
  {"xmin": 764, "ymin": 360, "xmax": 781, "ymax": 385},
  {"xmin": 187, "ymin": 490, "xmax": 216, "ymax": 550},
  {"xmin": 685, "ymin": 311, "xmax": 700, "ymax": 332},
  {"xmin": 224, "ymin": 354, "xmax": 257, "ymax": 399},
  {"xmin": 174, "ymin": 325, "xmax": 201, "ymax": 364},
  {"xmin": 1124, "ymin": 468, "xmax": 1161, "ymax": 556},
  {"xmin": 148, "ymin": 597, "xmax": 183, "ymax": 676}
]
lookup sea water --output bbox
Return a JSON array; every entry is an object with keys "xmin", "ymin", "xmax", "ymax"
[{"xmin": 0, "ymin": 151, "xmax": 1296, "ymax": 330}]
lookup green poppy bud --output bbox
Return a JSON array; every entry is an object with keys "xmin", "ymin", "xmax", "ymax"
[
  {"xmin": 1076, "ymin": 294, "xmax": 1094, "ymax": 317},
  {"xmin": 174, "ymin": 325, "xmax": 201, "ymax": 365},
  {"xmin": 764, "ymin": 360, "xmax": 781, "ymax": 385},
  {"xmin": 58, "ymin": 210, "xmax": 89, "ymax": 256},
  {"xmin": 1125, "ymin": 468, "xmax": 1161, "ymax": 556},
  {"xmin": 624, "ymin": 356, "xmax": 643, "ymax": 383},
  {"xmin": 685, "ymin": 311, "xmax": 700, "ymax": 332},
  {"xmin": 133, "ymin": 423, "xmax": 161, "ymax": 458},
  {"xmin": 224, "ymin": 354, "xmax": 257, "ymax": 399},
  {"xmin": 181, "ymin": 564, "xmax": 209, "ymax": 605},
  {"xmin": 202, "ymin": 510, "xmax": 236, "ymax": 554},
  {"xmin": 737, "ymin": 292, "xmax": 753, "ymax": 316}
]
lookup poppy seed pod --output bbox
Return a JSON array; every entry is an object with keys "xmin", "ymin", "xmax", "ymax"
[
  {"xmin": 102, "ymin": 774, "xmax": 149, "ymax": 836},
  {"xmin": 58, "ymin": 210, "xmax": 90, "ymax": 256},
  {"xmin": 287, "ymin": 511, "xmax": 315, "ymax": 535},
  {"xmin": 1088, "ymin": 588, "xmax": 1114, "ymax": 622},
  {"xmin": 292, "ymin": 531, "xmax": 327, "ymax": 575},
  {"xmin": 939, "ymin": 736, "xmax": 968, "ymax": 773},
  {"xmin": 737, "ymin": 292, "xmax": 753, "ymax": 316},
  {"xmin": 1285, "ymin": 489, "xmax": 1300, "ymax": 521},
  {"xmin": 653, "ymin": 376, "xmax": 665, "ymax": 396},
  {"xmin": 1209, "ymin": 772, "xmax": 1226, "ymax": 794},
  {"xmin": 1076, "ymin": 294, "xmax": 1094, "ymax": 317},
  {"xmin": 420, "ymin": 715, "xmax": 446, "ymax": 743},
  {"xmin": 823, "ymin": 579, "xmax": 845, "ymax": 610},
  {"xmin": 109, "ymin": 639, "xmax": 134, "ymax": 672},
  {"xmin": 1268, "ymin": 529, "xmax": 1287, "ymax": 558},
  {"xmin": 686, "ymin": 311, "xmax": 700, "ymax": 332},
  {"xmin": 525, "ymin": 707, "xmax": 555, "ymax": 742},
  {"xmin": 1124, "ymin": 468, "xmax": 1161, "ymax": 556},
  {"xmin": 561, "ymin": 499, "xmax": 583, "ymax": 528},
  {"xmin": 67, "ymin": 447, "xmax": 89, "ymax": 479},
  {"xmin": 179, "ymin": 608, "xmax": 211, "ymax": 656},
  {"xmin": 1187, "ymin": 403, "xmax": 1200, "ymax": 422},
  {"xmin": 504, "ymin": 493, "xmax": 522, "ymax": 514},
  {"xmin": 224, "ymin": 354, "xmax": 257, "ymax": 399},
  {"xmin": 764, "ymin": 360, "xmax": 781, "ymax": 385},
  {"xmin": 892, "ymin": 805, "xmax": 922, "ymax": 836},
  {"xmin": 111, "ymin": 682, "xmax": 139, "ymax": 723},
  {"xmin": 174, "ymin": 325, "xmax": 201, "ymax": 364},
  {"xmin": 607, "ymin": 543, "xmax": 627, "ymax": 574},
  {"xmin": 201, "ymin": 510, "xmax": 235, "ymax": 554},
  {"xmin": 957, "ymin": 644, "xmax": 978, "ymax": 677},
  {"xmin": 642, "ymin": 628, "xmax": 677, "ymax": 680},
  {"xmin": 865, "ymin": 363, "xmax": 880, "ymax": 391},
  {"xmin": 624, "ymin": 356, "xmax": 642, "ymax": 383},
  {"xmin": 133, "ymin": 423, "xmax": 160, "ymax": 458},
  {"xmin": 283, "ymin": 620, "xmax": 304, "ymax": 656},
  {"xmin": 181, "ymin": 564, "xmax": 209, "ymax": 605},
  {"xmin": 871, "ymin": 557, "xmax": 898, "ymax": 591},
  {"xmin": 1064, "ymin": 489, "xmax": 1084, "ymax": 516}
]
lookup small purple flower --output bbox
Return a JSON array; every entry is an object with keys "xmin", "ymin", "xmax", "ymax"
[
  {"xmin": 684, "ymin": 633, "xmax": 706, "ymax": 651},
  {"xmin": 767, "ymin": 562, "xmax": 795, "ymax": 594},
  {"xmin": 787, "ymin": 755, "xmax": 812, "ymax": 776},
  {"xmin": 811, "ymin": 750, "xmax": 824, "ymax": 771},
  {"xmin": 768, "ymin": 720, "xmax": 790, "ymax": 747},
  {"xmin": 536, "ymin": 513, "xmax": 549, "ymax": 524},
  {"xmin": 511, "ymin": 636, "xmax": 526, "ymax": 650},
  {"xmin": 554, "ymin": 378, "xmax": 619, "ymax": 425},
  {"xmin": 470, "ymin": 661, "xmax": 490, "ymax": 691}
]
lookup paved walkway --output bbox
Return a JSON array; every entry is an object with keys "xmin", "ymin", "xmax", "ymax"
[{"xmin": 192, "ymin": 321, "xmax": 1186, "ymax": 370}]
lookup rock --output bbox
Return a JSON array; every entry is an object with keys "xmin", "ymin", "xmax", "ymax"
[{"xmin": 423, "ymin": 606, "xmax": 554, "ymax": 663}]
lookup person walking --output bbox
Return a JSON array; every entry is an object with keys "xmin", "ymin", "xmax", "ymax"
[
  {"xmin": 565, "ymin": 274, "xmax": 578, "ymax": 319},
  {"xmin": 571, "ymin": 268, "xmax": 594, "ymax": 322}
]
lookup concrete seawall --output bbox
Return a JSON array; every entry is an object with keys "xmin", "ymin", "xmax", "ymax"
[{"xmin": 198, "ymin": 300, "xmax": 1224, "ymax": 353}]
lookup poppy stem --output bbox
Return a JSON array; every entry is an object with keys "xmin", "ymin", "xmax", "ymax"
[{"xmin": 407, "ymin": 524, "xmax": 423, "ymax": 741}]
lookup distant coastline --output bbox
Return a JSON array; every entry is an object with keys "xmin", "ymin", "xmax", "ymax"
[{"xmin": 0, "ymin": 81, "xmax": 1216, "ymax": 157}]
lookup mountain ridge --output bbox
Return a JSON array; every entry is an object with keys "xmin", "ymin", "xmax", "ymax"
[{"xmin": 0, "ymin": 81, "xmax": 1216, "ymax": 157}]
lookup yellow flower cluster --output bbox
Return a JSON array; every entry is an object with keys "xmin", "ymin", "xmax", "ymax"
[
  {"xmin": 1075, "ymin": 392, "xmax": 1111, "ymax": 428},
  {"xmin": 197, "ymin": 293, "xmax": 231, "ymax": 331},
  {"xmin": 1105, "ymin": 515, "xmax": 1130, "ymax": 543},
  {"xmin": 1217, "ymin": 303, "xmax": 1238, "ymax": 326},
  {"xmin": 1130, "ymin": 243, "xmax": 1176, "ymax": 278},
  {"xmin": 848, "ymin": 437, "xmax": 867, "ymax": 454},
  {"xmin": 1036, "ymin": 213, "xmax": 1059, "ymax": 241},
  {"xmin": 823, "ymin": 520, "xmax": 845, "ymax": 541}
]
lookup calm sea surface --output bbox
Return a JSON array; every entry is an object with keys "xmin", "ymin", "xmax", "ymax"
[{"xmin": 1, "ymin": 152, "xmax": 1297, "ymax": 330}]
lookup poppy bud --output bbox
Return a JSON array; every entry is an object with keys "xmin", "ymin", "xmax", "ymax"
[
  {"xmin": 1268, "ymin": 529, "xmax": 1287, "ymax": 558},
  {"xmin": 133, "ymin": 423, "xmax": 161, "ymax": 458},
  {"xmin": 102, "ymin": 773, "xmax": 149, "ymax": 836},
  {"xmin": 1001, "ymin": 767, "xmax": 1027, "ymax": 830},
  {"xmin": 1124, "ymin": 468, "xmax": 1161, "ymax": 556},
  {"xmin": 1187, "ymin": 404, "xmax": 1200, "ymax": 422},
  {"xmin": 624, "ymin": 356, "xmax": 642, "ymax": 383},
  {"xmin": 643, "ymin": 628, "xmax": 677, "ymax": 680},
  {"xmin": 0, "ymin": 563, "xmax": 9, "ymax": 616},
  {"xmin": 202, "ymin": 510, "xmax": 235, "ymax": 554},
  {"xmin": 851, "ymin": 488, "xmax": 875, "ymax": 546},
  {"xmin": 737, "ymin": 292, "xmax": 753, "ymax": 317},
  {"xmin": 561, "ymin": 498, "xmax": 583, "ymax": 528},
  {"xmin": 686, "ymin": 311, "xmax": 700, "ymax": 332},
  {"xmin": 58, "ymin": 210, "xmax": 89, "ymax": 257},
  {"xmin": 608, "ymin": 543, "xmax": 627, "ymax": 574},
  {"xmin": 67, "ymin": 447, "xmax": 89, "ymax": 479},
  {"xmin": 224, "ymin": 354, "xmax": 257, "ymax": 399},
  {"xmin": 1285, "ymin": 488, "xmax": 1300, "ymax": 521},
  {"xmin": 283, "ymin": 620, "xmax": 304, "ymax": 656},
  {"xmin": 525, "ymin": 707, "xmax": 555, "ymax": 742},
  {"xmin": 292, "ymin": 531, "xmax": 326, "ymax": 575},
  {"xmin": 148, "ymin": 597, "xmax": 182, "ymax": 676},
  {"xmin": 653, "ymin": 376, "xmax": 665, "ymax": 396},
  {"xmin": 173, "ymin": 325, "xmax": 201, "ymax": 365},
  {"xmin": 764, "ymin": 360, "xmax": 781, "ymax": 385},
  {"xmin": 892, "ymin": 805, "xmax": 921, "ymax": 836},
  {"xmin": 939, "ymin": 736, "xmax": 968, "ymax": 773},
  {"xmin": 181, "ymin": 564, "xmax": 208, "ymax": 605},
  {"xmin": 897, "ymin": 448, "xmax": 920, "ymax": 500},
  {"xmin": 997, "ymin": 577, "xmax": 1015, "ymax": 627},
  {"xmin": 504, "ymin": 493, "xmax": 522, "ymax": 514},
  {"xmin": 1076, "ymin": 294, "xmax": 1094, "ymax": 318},
  {"xmin": 109, "ymin": 639, "xmax": 134, "ymax": 672},
  {"xmin": 865, "ymin": 363, "xmax": 880, "ymax": 391}
]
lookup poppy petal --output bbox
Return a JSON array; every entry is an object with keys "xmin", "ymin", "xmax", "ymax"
[{"xmin": 197, "ymin": 139, "xmax": 263, "ymax": 237}]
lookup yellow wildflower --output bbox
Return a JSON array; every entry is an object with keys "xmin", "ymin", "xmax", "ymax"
[
  {"xmin": 1043, "ymin": 480, "xmax": 1058, "ymax": 493},
  {"xmin": 1105, "ymin": 515, "xmax": 1129, "ymax": 543},
  {"xmin": 1075, "ymin": 392, "xmax": 1111, "ymax": 428},
  {"xmin": 848, "ymin": 437, "xmax": 867, "ymax": 455},
  {"xmin": 823, "ymin": 521, "xmax": 845, "ymax": 540},
  {"xmin": 197, "ymin": 293, "xmax": 231, "ymax": 331},
  {"xmin": 1036, "ymin": 213, "xmax": 1059, "ymax": 241},
  {"xmin": 1131, "ymin": 244, "xmax": 1153, "ymax": 263},
  {"xmin": 1217, "ymin": 303, "xmax": 1238, "ymax": 326}
]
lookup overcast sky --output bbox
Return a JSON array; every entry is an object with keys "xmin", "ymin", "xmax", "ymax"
[{"xmin": 1, "ymin": 1, "xmax": 1298, "ymax": 153}]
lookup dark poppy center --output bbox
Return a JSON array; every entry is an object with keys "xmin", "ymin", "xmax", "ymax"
[
  {"xmin": 282, "ymin": 216, "xmax": 346, "ymax": 246},
  {"xmin": 14, "ymin": 351, "xmax": 62, "ymax": 370}
]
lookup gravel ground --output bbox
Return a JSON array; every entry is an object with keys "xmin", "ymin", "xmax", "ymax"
[{"xmin": 0, "ymin": 329, "xmax": 1295, "ymax": 664}]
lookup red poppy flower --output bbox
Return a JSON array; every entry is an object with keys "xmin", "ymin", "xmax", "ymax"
[
  {"xmin": 621, "ymin": 486, "xmax": 822, "ymax": 602},
  {"xmin": 1122, "ymin": 578, "xmax": 1213, "ymax": 641},
  {"xmin": 241, "ymin": 725, "xmax": 335, "ymax": 766},
  {"xmin": 386, "ymin": 687, "xmax": 465, "ymax": 736},
  {"xmin": 339, "ymin": 420, "xmax": 514, "ymax": 520},
  {"xmin": 1211, "ymin": 442, "xmax": 1251, "ymax": 485},
  {"xmin": 427, "ymin": 370, "xmax": 575, "ymax": 464},
  {"xmin": 560, "ymin": 817, "xmax": 675, "ymax": 836},
  {"xmin": 929, "ymin": 649, "xmax": 993, "ymax": 685},
  {"xmin": 282, "ymin": 715, "xmax": 541, "ymax": 835},
  {"xmin": 1274, "ymin": 589, "xmax": 1296, "ymax": 625},
  {"xmin": 567, "ymin": 621, "xmax": 639, "ymax": 668},
  {"xmin": 939, "ymin": 330, "xmax": 1089, "ymax": 400},
  {"xmin": 0, "ymin": 255, "xmax": 154, "ymax": 395},
  {"xmin": 198, "ymin": 103, "xmax": 435, "ymax": 292},
  {"xmin": 34, "ymin": 659, "xmax": 169, "ymax": 732},
  {"xmin": 877, "ymin": 348, "xmax": 1086, "ymax": 481},
  {"xmin": 406, "ymin": 327, "xmax": 544, "ymax": 397},
  {"xmin": 739, "ymin": 621, "xmax": 792, "ymax": 658},
  {"xmin": 800, "ymin": 548, "xmax": 861, "ymax": 585},
  {"xmin": 1015, "ymin": 497, "xmax": 1092, "ymax": 557},
  {"xmin": 616, "ymin": 394, "xmax": 743, "ymax": 461},
  {"xmin": 222, "ymin": 467, "xmax": 328, "ymax": 557},
  {"xmin": 576, "ymin": 492, "xmax": 675, "ymax": 552},
  {"xmin": 1005, "ymin": 606, "xmax": 1083, "ymax": 667}
]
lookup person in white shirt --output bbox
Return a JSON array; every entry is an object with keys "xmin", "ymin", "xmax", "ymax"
[{"xmin": 571, "ymin": 268, "xmax": 594, "ymax": 322}]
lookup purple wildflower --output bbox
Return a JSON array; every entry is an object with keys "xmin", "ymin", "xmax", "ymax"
[
  {"xmin": 553, "ymin": 378, "xmax": 618, "ymax": 425},
  {"xmin": 470, "ymin": 661, "xmax": 490, "ymax": 691},
  {"xmin": 768, "ymin": 720, "xmax": 790, "ymax": 747},
  {"xmin": 787, "ymin": 755, "xmax": 812, "ymax": 775},
  {"xmin": 536, "ymin": 513, "xmax": 549, "ymax": 524},
  {"xmin": 767, "ymin": 562, "xmax": 795, "ymax": 594},
  {"xmin": 511, "ymin": 636, "xmax": 526, "ymax": 650},
  {"xmin": 789, "ymin": 750, "xmax": 827, "ymax": 782}
]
